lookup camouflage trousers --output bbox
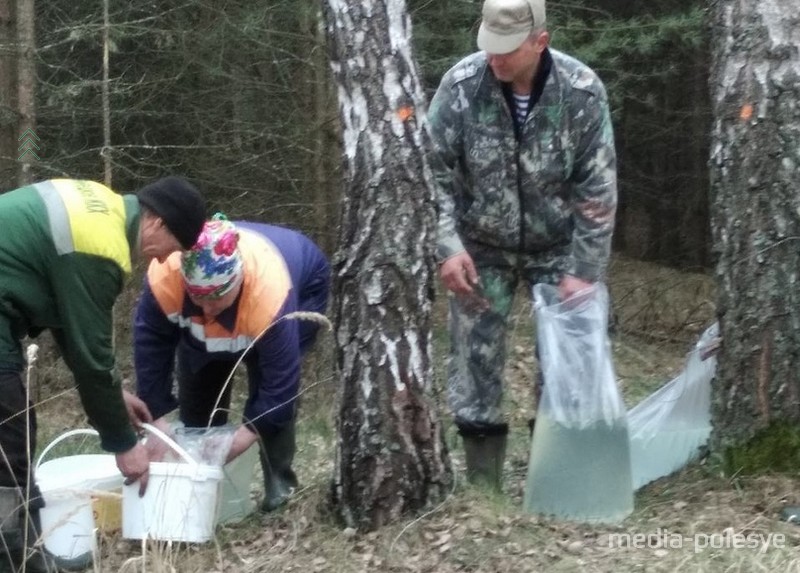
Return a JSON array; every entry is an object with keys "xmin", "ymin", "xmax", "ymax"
[{"xmin": 447, "ymin": 246, "xmax": 568, "ymax": 428}]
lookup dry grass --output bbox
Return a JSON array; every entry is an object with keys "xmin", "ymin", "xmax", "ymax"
[
  {"xmin": 608, "ymin": 257, "xmax": 716, "ymax": 344},
  {"xmin": 27, "ymin": 255, "xmax": 800, "ymax": 572}
]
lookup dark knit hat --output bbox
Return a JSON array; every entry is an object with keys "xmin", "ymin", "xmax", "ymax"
[{"xmin": 137, "ymin": 176, "xmax": 206, "ymax": 249}]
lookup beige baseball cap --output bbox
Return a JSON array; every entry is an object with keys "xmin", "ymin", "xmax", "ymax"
[{"xmin": 477, "ymin": 0, "xmax": 546, "ymax": 55}]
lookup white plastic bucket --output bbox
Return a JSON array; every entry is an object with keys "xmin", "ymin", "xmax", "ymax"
[
  {"xmin": 35, "ymin": 429, "xmax": 123, "ymax": 566},
  {"xmin": 122, "ymin": 423, "xmax": 223, "ymax": 542}
]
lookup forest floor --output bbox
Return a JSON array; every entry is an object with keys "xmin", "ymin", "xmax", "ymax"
[{"xmin": 30, "ymin": 255, "xmax": 800, "ymax": 572}]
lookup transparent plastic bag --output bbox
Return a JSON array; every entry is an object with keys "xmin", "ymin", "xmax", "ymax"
[
  {"xmin": 169, "ymin": 425, "xmax": 237, "ymax": 466},
  {"xmin": 628, "ymin": 322, "xmax": 719, "ymax": 489},
  {"xmin": 532, "ymin": 282, "xmax": 626, "ymax": 428},
  {"xmin": 524, "ymin": 282, "xmax": 632, "ymax": 523}
]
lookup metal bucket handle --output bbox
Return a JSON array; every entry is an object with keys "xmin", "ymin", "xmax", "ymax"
[
  {"xmin": 140, "ymin": 423, "xmax": 198, "ymax": 467},
  {"xmin": 36, "ymin": 428, "xmax": 100, "ymax": 472}
]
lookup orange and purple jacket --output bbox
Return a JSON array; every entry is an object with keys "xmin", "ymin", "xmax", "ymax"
[{"xmin": 134, "ymin": 222, "xmax": 329, "ymax": 434}]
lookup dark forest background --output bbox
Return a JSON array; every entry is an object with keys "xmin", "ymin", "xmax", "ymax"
[{"xmin": 0, "ymin": 0, "xmax": 709, "ymax": 269}]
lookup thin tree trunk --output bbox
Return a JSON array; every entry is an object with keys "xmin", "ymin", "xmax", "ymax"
[
  {"xmin": 15, "ymin": 0, "xmax": 34, "ymax": 186},
  {"xmin": 102, "ymin": 0, "xmax": 111, "ymax": 187},
  {"xmin": 688, "ymin": 47, "xmax": 711, "ymax": 269},
  {"xmin": 709, "ymin": 0, "xmax": 800, "ymax": 450},
  {"xmin": 323, "ymin": 0, "xmax": 452, "ymax": 530},
  {"xmin": 311, "ymin": 8, "xmax": 337, "ymax": 253},
  {"xmin": 0, "ymin": 0, "xmax": 15, "ymax": 187}
]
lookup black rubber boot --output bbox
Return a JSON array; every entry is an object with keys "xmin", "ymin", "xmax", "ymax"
[
  {"xmin": 0, "ymin": 487, "xmax": 57, "ymax": 573},
  {"xmin": 457, "ymin": 422, "xmax": 509, "ymax": 492},
  {"xmin": 259, "ymin": 421, "xmax": 299, "ymax": 513},
  {"xmin": 0, "ymin": 485, "xmax": 18, "ymax": 572}
]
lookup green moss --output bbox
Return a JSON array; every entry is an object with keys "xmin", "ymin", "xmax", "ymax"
[{"xmin": 723, "ymin": 420, "xmax": 800, "ymax": 475}]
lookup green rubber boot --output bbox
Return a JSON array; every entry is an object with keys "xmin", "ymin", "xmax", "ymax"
[{"xmin": 259, "ymin": 421, "xmax": 299, "ymax": 513}]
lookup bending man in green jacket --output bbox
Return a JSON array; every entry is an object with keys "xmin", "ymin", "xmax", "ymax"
[{"xmin": 0, "ymin": 177, "xmax": 205, "ymax": 572}]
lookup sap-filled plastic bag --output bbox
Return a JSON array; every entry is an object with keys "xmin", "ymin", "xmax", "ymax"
[
  {"xmin": 170, "ymin": 425, "xmax": 237, "ymax": 466},
  {"xmin": 628, "ymin": 322, "xmax": 719, "ymax": 489},
  {"xmin": 524, "ymin": 282, "xmax": 633, "ymax": 523}
]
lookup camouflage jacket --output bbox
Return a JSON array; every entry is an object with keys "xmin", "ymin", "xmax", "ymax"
[{"xmin": 428, "ymin": 48, "xmax": 617, "ymax": 281}]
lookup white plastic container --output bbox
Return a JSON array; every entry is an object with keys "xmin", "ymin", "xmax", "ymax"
[
  {"xmin": 35, "ymin": 429, "xmax": 123, "ymax": 566},
  {"xmin": 122, "ymin": 424, "xmax": 223, "ymax": 542}
]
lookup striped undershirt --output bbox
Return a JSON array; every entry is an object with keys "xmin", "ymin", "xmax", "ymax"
[{"xmin": 512, "ymin": 92, "xmax": 531, "ymax": 126}]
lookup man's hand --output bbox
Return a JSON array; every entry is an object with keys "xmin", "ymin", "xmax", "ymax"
[
  {"xmin": 226, "ymin": 425, "xmax": 259, "ymax": 464},
  {"xmin": 558, "ymin": 274, "xmax": 593, "ymax": 301},
  {"xmin": 439, "ymin": 251, "xmax": 479, "ymax": 295},
  {"xmin": 122, "ymin": 390, "xmax": 153, "ymax": 430},
  {"xmin": 116, "ymin": 443, "xmax": 150, "ymax": 497},
  {"xmin": 440, "ymin": 251, "xmax": 490, "ymax": 312}
]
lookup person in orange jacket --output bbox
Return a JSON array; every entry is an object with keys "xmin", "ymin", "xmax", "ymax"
[{"xmin": 133, "ymin": 215, "xmax": 329, "ymax": 512}]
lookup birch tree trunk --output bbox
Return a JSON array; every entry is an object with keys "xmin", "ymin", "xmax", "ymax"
[
  {"xmin": 709, "ymin": 0, "xmax": 800, "ymax": 454},
  {"xmin": 323, "ymin": 0, "xmax": 452, "ymax": 529}
]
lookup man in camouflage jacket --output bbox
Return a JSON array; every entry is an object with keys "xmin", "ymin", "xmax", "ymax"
[{"xmin": 428, "ymin": 0, "xmax": 617, "ymax": 489}]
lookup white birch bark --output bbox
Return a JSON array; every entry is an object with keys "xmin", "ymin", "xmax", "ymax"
[{"xmin": 323, "ymin": 0, "xmax": 452, "ymax": 529}]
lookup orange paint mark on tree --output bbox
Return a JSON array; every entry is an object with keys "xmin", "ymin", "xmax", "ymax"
[
  {"xmin": 740, "ymin": 103, "xmax": 754, "ymax": 121},
  {"xmin": 397, "ymin": 106, "xmax": 414, "ymax": 122}
]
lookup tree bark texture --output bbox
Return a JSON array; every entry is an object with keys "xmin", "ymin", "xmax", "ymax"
[
  {"xmin": 709, "ymin": 0, "xmax": 800, "ymax": 447},
  {"xmin": 0, "ymin": 0, "xmax": 15, "ymax": 185},
  {"xmin": 15, "ymin": 0, "xmax": 34, "ymax": 185},
  {"xmin": 323, "ymin": 0, "xmax": 452, "ymax": 530},
  {"xmin": 308, "ymin": 5, "xmax": 339, "ymax": 254},
  {"xmin": 101, "ymin": 0, "xmax": 112, "ymax": 187}
]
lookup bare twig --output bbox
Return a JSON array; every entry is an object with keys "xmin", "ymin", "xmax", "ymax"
[{"xmin": 207, "ymin": 311, "xmax": 332, "ymax": 429}]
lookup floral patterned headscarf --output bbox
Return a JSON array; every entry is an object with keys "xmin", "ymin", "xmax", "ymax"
[{"xmin": 180, "ymin": 213, "xmax": 243, "ymax": 299}]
